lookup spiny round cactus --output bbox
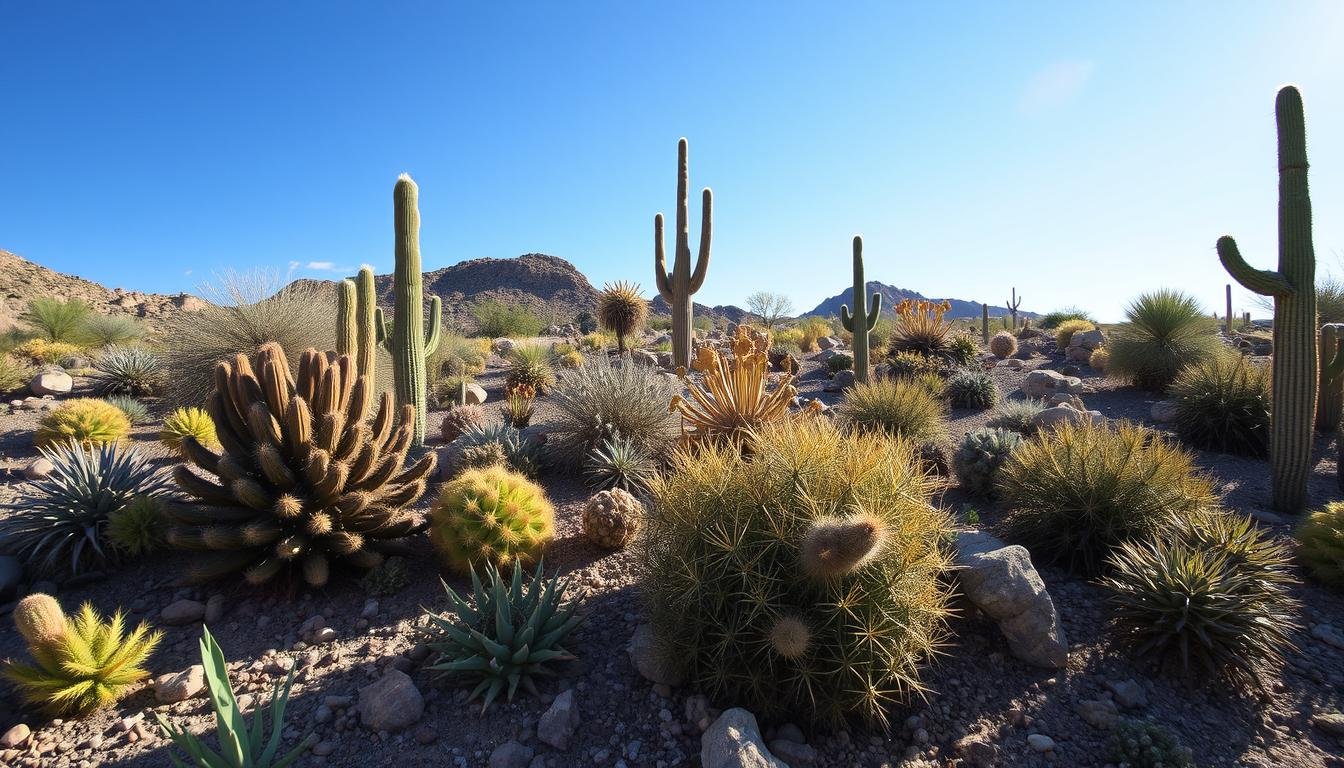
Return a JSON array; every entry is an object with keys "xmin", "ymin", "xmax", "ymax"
[
  {"xmin": 14, "ymin": 594, "xmax": 67, "ymax": 649},
  {"xmin": 430, "ymin": 463, "xmax": 555, "ymax": 573},
  {"xmin": 639, "ymin": 417, "xmax": 952, "ymax": 730},
  {"xmin": 1089, "ymin": 347, "xmax": 1110, "ymax": 374},
  {"xmin": 440, "ymin": 404, "xmax": 485, "ymax": 443},
  {"xmin": 160, "ymin": 407, "xmax": 219, "ymax": 454},
  {"xmin": 106, "ymin": 496, "xmax": 166, "ymax": 556},
  {"xmin": 1106, "ymin": 718, "xmax": 1194, "ymax": 768},
  {"xmin": 596, "ymin": 281, "xmax": 649, "ymax": 354},
  {"xmin": 944, "ymin": 367, "xmax": 998, "ymax": 409},
  {"xmin": 953, "ymin": 428, "xmax": 1022, "ymax": 496},
  {"xmin": 582, "ymin": 488, "xmax": 643, "ymax": 549},
  {"xmin": 1296, "ymin": 501, "xmax": 1344, "ymax": 591},
  {"xmin": 36, "ymin": 398, "xmax": 131, "ymax": 448},
  {"xmin": 989, "ymin": 330, "xmax": 1017, "ymax": 359}
]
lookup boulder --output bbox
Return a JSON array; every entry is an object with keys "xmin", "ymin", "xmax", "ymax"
[
  {"xmin": 489, "ymin": 741, "xmax": 534, "ymax": 768},
  {"xmin": 955, "ymin": 531, "xmax": 1069, "ymax": 669},
  {"xmin": 1065, "ymin": 345, "xmax": 1093, "ymax": 362},
  {"xmin": 816, "ymin": 336, "xmax": 838, "ymax": 350},
  {"xmin": 155, "ymin": 665, "xmax": 206, "ymax": 703},
  {"xmin": 630, "ymin": 349, "xmax": 659, "ymax": 367},
  {"xmin": 1020, "ymin": 369, "xmax": 1084, "ymax": 398},
  {"xmin": 493, "ymin": 338, "xmax": 516, "ymax": 356},
  {"xmin": 701, "ymin": 709, "xmax": 787, "ymax": 768},
  {"xmin": 1150, "ymin": 400, "xmax": 1179, "ymax": 423},
  {"xmin": 463, "ymin": 383, "xmax": 488, "ymax": 405},
  {"xmin": 823, "ymin": 370, "xmax": 856, "ymax": 393},
  {"xmin": 23, "ymin": 458, "xmax": 54, "ymax": 481},
  {"xmin": 160, "ymin": 599, "xmax": 206, "ymax": 626},
  {"xmin": 0, "ymin": 724, "xmax": 30, "ymax": 748},
  {"xmin": 1076, "ymin": 698, "xmax": 1119, "ymax": 730},
  {"xmin": 537, "ymin": 688, "xmax": 581, "ymax": 750},
  {"xmin": 1072, "ymin": 329, "xmax": 1105, "ymax": 351},
  {"xmin": 29, "ymin": 369, "xmax": 71, "ymax": 396},
  {"xmin": 1032, "ymin": 404, "xmax": 1103, "ymax": 430},
  {"xmin": 358, "ymin": 669, "xmax": 424, "ymax": 732}
]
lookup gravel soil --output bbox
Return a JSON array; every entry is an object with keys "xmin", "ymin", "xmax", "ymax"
[{"xmin": 0, "ymin": 339, "xmax": 1342, "ymax": 768}]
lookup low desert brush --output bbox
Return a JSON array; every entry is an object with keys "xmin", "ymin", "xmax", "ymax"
[
  {"xmin": 944, "ymin": 367, "xmax": 998, "ymax": 409},
  {"xmin": 986, "ymin": 399, "xmax": 1045, "ymax": 433},
  {"xmin": 0, "ymin": 354, "xmax": 33, "ymax": 394},
  {"xmin": 81, "ymin": 313, "xmax": 145, "ymax": 347},
  {"xmin": 15, "ymin": 338, "xmax": 85, "ymax": 364},
  {"xmin": 835, "ymin": 378, "xmax": 947, "ymax": 444},
  {"xmin": 473, "ymin": 299, "xmax": 544, "ymax": 338},
  {"xmin": 1039, "ymin": 307, "xmax": 1096, "ymax": 329},
  {"xmin": 1106, "ymin": 289, "xmax": 1223, "ymax": 390},
  {"xmin": 547, "ymin": 355, "xmax": 679, "ymax": 469},
  {"xmin": 1169, "ymin": 351, "xmax": 1270, "ymax": 457},
  {"xmin": 104, "ymin": 395, "xmax": 150, "ymax": 425},
  {"xmin": 36, "ymin": 398, "xmax": 132, "ymax": 448},
  {"xmin": 1054, "ymin": 318, "xmax": 1095, "ymax": 349}
]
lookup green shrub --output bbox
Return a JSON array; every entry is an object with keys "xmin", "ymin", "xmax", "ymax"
[
  {"xmin": 22, "ymin": 297, "xmax": 91, "ymax": 343},
  {"xmin": 1297, "ymin": 502, "xmax": 1344, "ymax": 591},
  {"xmin": 81, "ymin": 314, "xmax": 144, "ymax": 347},
  {"xmin": 451, "ymin": 423, "xmax": 542, "ymax": 477},
  {"xmin": 36, "ymin": 398, "xmax": 132, "ymax": 448},
  {"xmin": 1054, "ymin": 318, "xmax": 1095, "ymax": 349},
  {"xmin": 1169, "ymin": 352, "xmax": 1270, "ymax": 456},
  {"xmin": 102, "ymin": 395, "xmax": 149, "ymax": 425},
  {"xmin": 639, "ymin": 418, "xmax": 952, "ymax": 729},
  {"xmin": 827, "ymin": 352, "xmax": 854, "ymax": 376},
  {"xmin": 987, "ymin": 399, "xmax": 1045, "ymax": 433},
  {"xmin": 505, "ymin": 344, "xmax": 556, "ymax": 394},
  {"xmin": 473, "ymin": 299, "xmax": 544, "ymax": 338},
  {"xmin": 431, "ymin": 334, "xmax": 490, "ymax": 377},
  {"xmin": 999, "ymin": 421, "xmax": 1219, "ymax": 574},
  {"xmin": 91, "ymin": 345, "xmax": 163, "ymax": 396},
  {"xmin": 1102, "ymin": 509, "xmax": 1297, "ymax": 691},
  {"xmin": 887, "ymin": 350, "xmax": 944, "ymax": 380},
  {"xmin": 944, "ymin": 367, "xmax": 998, "ymax": 409},
  {"xmin": 106, "ymin": 496, "xmax": 166, "ymax": 556},
  {"xmin": 0, "ymin": 354, "xmax": 33, "ymax": 395},
  {"xmin": 585, "ymin": 435, "xmax": 657, "ymax": 493},
  {"xmin": 946, "ymin": 333, "xmax": 978, "ymax": 366},
  {"xmin": 1039, "ymin": 307, "xmax": 1096, "ymax": 329},
  {"xmin": 1107, "ymin": 289, "xmax": 1224, "ymax": 390},
  {"xmin": 953, "ymin": 428, "xmax": 1021, "ymax": 496},
  {"xmin": 429, "ymin": 374, "xmax": 475, "ymax": 410},
  {"xmin": 1106, "ymin": 718, "xmax": 1194, "ymax": 768},
  {"xmin": 835, "ymin": 378, "xmax": 947, "ymax": 444},
  {"xmin": 429, "ymin": 464, "xmax": 554, "ymax": 573},
  {"xmin": 548, "ymin": 355, "xmax": 680, "ymax": 469}
]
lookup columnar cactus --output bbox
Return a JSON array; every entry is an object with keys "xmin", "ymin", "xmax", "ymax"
[
  {"xmin": 981, "ymin": 303, "xmax": 990, "ymax": 345},
  {"xmin": 1217, "ymin": 85, "xmax": 1318, "ymax": 512},
  {"xmin": 391, "ymin": 174, "xmax": 442, "ymax": 447},
  {"xmin": 1006, "ymin": 287, "xmax": 1022, "ymax": 329},
  {"xmin": 1225, "ymin": 284, "xmax": 1234, "ymax": 336},
  {"xmin": 1317, "ymin": 324, "xmax": 1344, "ymax": 433},
  {"xmin": 840, "ymin": 235, "xmax": 881, "ymax": 383},
  {"xmin": 654, "ymin": 138, "xmax": 712, "ymax": 371},
  {"xmin": 335, "ymin": 266, "xmax": 386, "ymax": 420}
]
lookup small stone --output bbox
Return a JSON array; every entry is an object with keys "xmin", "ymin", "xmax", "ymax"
[
  {"xmin": 538, "ymin": 689, "xmax": 580, "ymax": 750},
  {"xmin": 160, "ymin": 599, "xmax": 206, "ymax": 626},
  {"xmin": 628, "ymin": 624, "xmax": 683, "ymax": 686},
  {"xmin": 1077, "ymin": 698, "xmax": 1119, "ymax": 730},
  {"xmin": 1027, "ymin": 734, "xmax": 1055, "ymax": 752},
  {"xmin": 1106, "ymin": 679, "xmax": 1147, "ymax": 709},
  {"xmin": 954, "ymin": 735, "xmax": 997, "ymax": 767},
  {"xmin": 29, "ymin": 370, "xmax": 72, "ymax": 396},
  {"xmin": 357, "ymin": 669, "xmax": 424, "ymax": 732},
  {"xmin": 23, "ymin": 458, "xmax": 54, "ymax": 480},
  {"xmin": 768, "ymin": 739, "xmax": 817, "ymax": 766},
  {"xmin": 1150, "ymin": 400, "xmax": 1179, "ymax": 423},
  {"xmin": 311, "ymin": 740, "xmax": 337, "ymax": 756},
  {"xmin": 414, "ymin": 726, "xmax": 439, "ymax": 745},
  {"xmin": 361, "ymin": 599, "xmax": 379, "ymax": 619},
  {"xmin": 204, "ymin": 594, "xmax": 226, "ymax": 625},
  {"xmin": 489, "ymin": 740, "xmax": 534, "ymax": 768},
  {"xmin": 155, "ymin": 665, "xmax": 206, "ymax": 703},
  {"xmin": 1, "ymin": 725, "xmax": 30, "ymax": 748},
  {"xmin": 313, "ymin": 627, "xmax": 337, "ymax": 643},
  {"xmin": 701, "ymin": 709, "xmax": 787, "ymax": 768}
]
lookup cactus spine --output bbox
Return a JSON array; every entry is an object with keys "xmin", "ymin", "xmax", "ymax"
[
  {"xmin": 981, "ymin": 304, "xmax": 990, "ymax": 345},
  {"xmin": 1006, "ymin": 287, "xmax": 1022, "ymax": 329},
  {"xmin": 1317, "ymin": 324, "xmax": 1344, "ymax": 433},
  {"xmin": 654, "ymin": 138, "xmax": 712, "ymax": 372},
  {"xmin": 391, "ymin": 174, "xmax": 442, "ymax": 448},
  {"xmin": 839, "ymin": 236, "xmax": 881, "ymax": 383},
  {"xmin": 334, "ymin": 266, "xmax": 386, "ymax": 420},
  {"xmin": 1217, "ymin": 85, "xmax": 1317, "ymax": 512}
]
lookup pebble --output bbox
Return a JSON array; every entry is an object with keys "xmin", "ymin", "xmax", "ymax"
[
  {"xmin": 1027, "ymin": 734, "xmax": 1056, "ymax": 752},
  {"xmin": 161, "ymin": 599, "xmax": 206, "ymax": 626}
]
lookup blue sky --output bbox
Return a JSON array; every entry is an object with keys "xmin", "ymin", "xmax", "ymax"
[{"xmin": 1, "ymin": 2, "xmax": 1341, "ymax": 321}]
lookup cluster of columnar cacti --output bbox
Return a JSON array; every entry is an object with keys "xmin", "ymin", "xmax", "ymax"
[
  {"xmin": 1006, "ymin": 287, "xmax": 1022, "ymax": 329},
  {"xmin": 1317, "ymin": 324, "xmax": 1344, "ymax": 433},
  {"xmin": 654, "ymin": 138, "xmax": 712, "ymax": 372},
  {"xmin": 429, "ymin": 463, "xmax": 554, "ymax": 573},
  {"xmin": 166, "ymin": 343, "xmax": 435, "ymax": 586},
  {"xmin": 840, "ymin": 235, "xmax": 881, "ymax": 383},
  {"xmin": 1217, "ymin": 85, "xmax": 1318, "ymax": 512},
  {"xmin": 336, "ymin": 266, "xmax": 385, "ymax": 418}
]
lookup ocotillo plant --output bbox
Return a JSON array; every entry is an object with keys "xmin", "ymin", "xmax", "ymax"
[
  {"xmin": 981, "ymin": 304, "xmax": 989, "ymax": 345},
  {"xmin": 391, "ymin": 174, "xmax": 442, "ymax": 448},
  {"xmin": 1217, "ymin": 85, "xmax": 1318, "ymax": 512},
  {"xmin": 1225, "ymin": 284, "xmax": 1233, "ymax": 336},
  {"xmin": 1006, "ymin": 287, "xmax": 1022, "ymax": 329},
  {"xmin": 840, "ymin": 235, "xmax": 881, "ymax": 383},
  {"xmin": 1317, "ymin": 324, "xmax": 1344, "ymax": 433},
  {"xmin": 335, "ymin": 266, "xmax": 386, "ymax": 419},
  {"xmin": 654, "ymin": 138, "xmax": 712, "ymax": 372}
]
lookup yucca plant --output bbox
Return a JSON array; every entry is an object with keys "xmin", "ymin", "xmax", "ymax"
[
  {"xmin": 81, "ymin": 313, "xmax": 145, "ymax": 347},
  {"xmin": 104, "ymin": 395, "xmax": 150, "ymax": 425},
  {"xmin": 424, "ymin": 561, "xmax": 583, "ymax": 711},
  {"xmin": 166, "ymin": 343, "xmax": 435, "ymax": 587},
  {"xmin": 987, "ymin": 399, "xmax": 1045, "ymax": 434},
  {"xmin": 505, "ymin": 344, "xmax": 557, "ymax": 395},
  {"xmin": 154, "ymin": 627, "xmax": 308, "ymax": 768},
  {"xmin": 584, "ymin": 434, "xmax": 657, "ymax": 493},
  {"xmin": 1169, "ymin": 351, "xmax": 1270, "ymax": 457},
  {"xmin": 0, "ymin": 440, "xmax": 173, "ymax": 576},
  {"xmin": 36, "ymin": 398, "xmax": 132, "ymax": 448},
  {"xmin": 835, "ymin": 378, "xmax": 947, "ymax": 444},
  {"xmin": 1107, "ymin": 289, "xmax": 1224, "ymax": 390},
  {"xmin": 640, "ymin": 417, "xmax": 952, "ymax": 730},
  {"xmin": 106, "ymin": 495, "xmax": 167, "ymax": 556},
  {"xmin": 1297, "ymin": 501, "xmax": 1344, "ymax": 590},
  {"xmin": 888, "ymin": 298, "xmax": 954, "ymax": 358},
  {"xmin": 22, "ymin": 297, "xmax": 91, "ymax": 343},
  {"xmin": 161, "ymin": 407, "xmax": 220, "ymax": 454},
  {"xmin": 90, "ymin": 345, "xmax": 163, "ymax": 396},
  {"xmin": 4, "ymin": 594, "xmax": 161, "ymax": 716},
  {"xmin": 1102, "ymin": 510, "xmax": 1298, "ymax": 691},
  {"xmin": 596, "ymin": 281, "xmax": 649, "ymax": 354},
  {"xmin": 548, "ymin": 355, "xmax": 679, "ymax": 469},
  {"xmin": 998, "ymin": 420, "xmax": 1219, "ymax": 574},
  {"xmin": 944, "ymin": 367, "xmax": 998, "ymax": 409}
]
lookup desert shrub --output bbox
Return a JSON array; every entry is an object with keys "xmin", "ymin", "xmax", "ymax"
[
  {"xmin": 773, "ymin": 327, "xmax": 805, "ymax": 349},
  {"xmin": 158, "ymin": 270, "xmax": 336, "ymax": 407},
  {"xmin": 452, "ymin": 423, "xmax": 543, "ymax": 477},
  {"xmin": 944, "ymin": 367, "xmax": 998, "ymax": 409},
  {"xmin": 1102, "ymin": 509, "xmax": 1297, "ymax": 691},
  {"xmin": 1319, "ymin": 276, "xmax": 1344, "ymax": 325},
  {"xmin": 0, "ymin": 354, "xmax": 33, "ymax": 394},
  {"xmin": 867, "ymin": 315, "xmax": 893, "ymax": 352},
  {"xmin": 505, "ymin": 344, "xmax": 557, "ymax": 394},
  {"xmin": 989, "ymin": 330, "xmax": 1017, "ymax": 358},
  {"xmin": 888, "ymin": 299, "xmax": 953, "ymax": 358},
  {"xmin": 160, "ymin": 407, "xmax": 219, "ymax": 454},
  {"xmin": 946, "ymin": 333, "xmax": 979, "ymax": 366},
  {"xmin": 1089, "ymin": 347, "xmax": 1110, "ymax": 374},
  {"xmin": 987, "ymin": 399, "xmax": 1045, "ymax": 433},
  {"xmin": 585, "ymin": 435, "xmax": 657, "ymax": 493},
  {"xmin": 429, "ymin": 374, "xmax": 475, "ymax": 410},
  {"xmin": 953, "ymin": 428, "xmax": 1022, "ymax": 496},
  {"xmin": 440, "ymin": 403, "xmax": 485, "ymax": 442},
  {"xmin": 578, "ymin": 330, "xmax": 615, "ymax": 351},
  {"xmin": 1297, "ymin": 502, "xmax": 1344, "ymax": 591},
  {"xmin": 102, "ymin": 395, "xmax": 149, "ymax": 425},
  {"xmin": 90, "ymin": 345, "xmax": 163, "ymax": 396},
  {"xmin": 692, "ymin": 315, "xmax": 714, "ymax": 333},
  {"xmin": 4, "ymin": 594, "xmax": 161, "ymax": 716},
  {"xmin": 1106, "ymin": 719, "xmax": 1194, "ymax": 768},
  {"xmin": 548, "ymin": 355, "xmax": 679, "ymax": 469},
  {"xmin": 1107, "ymin": 289, "xmax": 1223, "ymax": 390},
  {"xmin": 795, "ymin": 316, "xmax": 833, "ymax": 352},
  {"xmin": 22, "ymin": 297, "xmax": 91, "ymax": 343},
  {"xmin": 473, "ymin": 299, "xmax": 544, "ymax": 338},
  {"xmin": 425, "ymin": 561, "xmax": 580, "ymax": 711},
  {"xmin": 81, "ymin": 314, "xmax": 144, "ymax": 347},
  {"xmin": 105, "ymin": 496, "xmax": 166, "ymax": 556},
  {"xmin": 835, "ymin": 378, "xmax": 947, "ymax": 444},
  {"xmin": 887, "ymin": 350, "xmax": 944, "ymax": 380},
  {"xmin": 1054, "ymin": 318, "xmax": 1095, "ymax": 349},
  {"xmin": 597, "ymin": 281, "xmax": 649, "ymax": 353},
  {"xmin": 1039, "ymin": 307, "xmax": 1096, "ymax": 329},
  {"xmin": 639, "ymin": 418, "xmax": 952, "ymax": 729},
  {"xmin": 576, "ymin": 311, "xmax": 599, "ymax": 334},
  {"xmin": 430, "ymin": 464, "xmax": 554, "ymax": 573},
  {"xmin": 15, "ymin": 338, "xmax": 84, "ymax": 364},
  {"xmin": 0, "ymin": 327, "xmax": 36, "ymax": 355},
  {"xmin": 646, "ymin": 314, "xmax": 672, "ymax": 332},
  {"xmin": 0, "ymin": 441, "xmax": 173, "ymax": 576},
  {"xmin": 36, "ymin": 398, "xmax": 132, "ymax": 448},
  {"xmin": 826, "ymin": 352, "xmax": 853, "ymax": 375},
  {"xmin": 999, "ymin": 421, "xmax": 1219, "ymax": 574},
  {"xmin": 431, "ymin": 334, "xmax": 490, "ymax": 377},
  {"xmin": 1169, "ymin": 352, "xmax": 1270, "ymax": 456},
  {"xmin": 360, "ymin": 556, "xmax": 410, "ymax": 596}
]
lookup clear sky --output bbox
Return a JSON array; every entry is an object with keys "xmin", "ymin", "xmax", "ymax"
[{"xmin": 1, "ymin": 2, "xmax": 1341, "ymax": 321}]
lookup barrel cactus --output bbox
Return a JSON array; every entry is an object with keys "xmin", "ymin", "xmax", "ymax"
[
  {"xmin": 429, "ymin": 463, "xmax": 555, "ymax": 573},
  {"xmin": 953, "ymin": 428, "xmax": 1022, "ymax": 496}
]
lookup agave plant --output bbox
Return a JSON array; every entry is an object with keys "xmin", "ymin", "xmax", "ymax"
[
  {"xmin": 452, "ymin": 422, "xmax": 544, "ymax": 477},
  {"xmin": 103, "ymin": 395, "xmax": 150, "ymax": 425},
  {"xmin": 671, "ymin": 325, "xmax": 812, "ymax": 443},
  {"xmin": 425, "ymin": 561, "xmax": 582, "ymax": 711},
  {"xmin": 0, "ymin": 440, "xmax": 173, "ymax": 577},
  {"xmin": 584, "ymin": 434, "xmax": 657, "ymax": 492},
  {"xmin": 91, "ymin": 345, "xmax": 164, "ymax": 396}
]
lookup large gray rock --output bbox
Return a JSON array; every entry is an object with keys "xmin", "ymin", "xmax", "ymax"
[
  {"xmin": 463, "ymin": 383, "xmax": 488, "ymax": 405},
  {"xmin": 630, "ymin": 349, "xmax": 660, "ymax": 367},
  {"xmin": 627, "ymin": 624, "xmax": 684, "ymax": 686},
  {"xmin": 1072, "ymin": 329, "xmax": 1105, "ymax": 351},
  {"xmin": 816, "ymin": 336, "xmax": 839, "ymax": 350},
  {"xmin": 537, "ymin": 689, "xmax": 580, "ymax": 750},
  {"xmin": 1021, "ymin": 369, "xmax": 1085, "ymax": 398},
  {"xmin": 701, "ymin": 709, "xmax": 787, "ymax": 768},
  {"xmin": 493, "ymin": 338, "xmax": 516, "ymax": 356},
  {"xmin": 358, "ymin": 669, "xmax": 424, "ymax": 732},
  {"xmin": 29, "ymin": 369, "xmax": 71, "ymax": 396},
  {"xmin": 955, "ymin": 531, "xmax": 1069, "ymax": 669},
  {"xmin": 160, "ymin": 599, "xmax": 206, "ymax": 626}
]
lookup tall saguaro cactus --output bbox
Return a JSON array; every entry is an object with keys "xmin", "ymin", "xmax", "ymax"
[
  {"xmin": 1317, "ymin": 324, "xmax": 1344, "ymax": 433},
  {"xmin": 391, "ymin": 174, "xmax": 442, "ymax": 449},
  {"xmin": 840, "ymin": 236, "xmax": 882, "ymax": 384},
  {"xmin": 1006, "ymin": 288, "xmax": 1022, "ymax": 329},
  {"xmin": 335, "ymin": 266, "xmax": 386, "ymax": 420},
  {"xmin": 654, "ymin": 138, "xmax": 712, "ymax": 372},
  {"xmin": 1217, "ymin": 85, "xmax": 1317, "ymax": 512},
  {"xmin": 981, "ymin": 304, "xmax": 990, "ymax": 345}
]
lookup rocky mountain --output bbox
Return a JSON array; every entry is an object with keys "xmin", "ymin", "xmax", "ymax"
[
  {"xmin": 0, "ymin": 248, "xmax": 203, "ymax": 333},
  {"xmin": 807, "ymin": 282, "xmax": 1038, "ymax": 321},
  {"xmin": 650, "ymin": 295, "xmax": 753, "ymax": 324}
]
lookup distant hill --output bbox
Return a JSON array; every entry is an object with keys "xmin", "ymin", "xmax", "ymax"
[{"xmin": 808, "ymin": 282, "xmax": 1038, "ymax": 321}]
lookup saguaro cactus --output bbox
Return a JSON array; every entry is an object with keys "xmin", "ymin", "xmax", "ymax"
[
  {"xmin": 1217, "ymin": 85, "xmax": 1318, "ymax": 512},
  {"xmin": 1006, "ymin": 288, "xmax": 1022, "ymax": 329},
  {"xmin": 840, "ymin": 235, "xmax": 881, "ymax": 384},
  {"xmin": 655, "ymin": 138, "xmax": 712, "ymax": 371},
  {"xmin": 981, "ymin": 304, "xmax": 990, "ymax": 345},
  {"xmin": 391, "ymin": 174, "xmax": 442, "ymax": 448},
  {"xmin": 1317, "ymin": 324, "xmax": 1344, "ymax": 433},
  {"xmin": 335, "ymin": 266, "xmax": 386, "ymax": 419}
]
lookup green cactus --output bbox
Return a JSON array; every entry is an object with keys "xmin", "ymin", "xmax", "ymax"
[
  {"xmin": 840, "ymin": 235, "xmax": 881, "ymax": 383},
  {"xmin": 391, "ymin": 174, "xmax": 442, "ymax": 448},
  {"xmin": 1225, "ymin": 284, "xmax": 1234, "ymax": 336},
  {"xmin": 1316, "ymin": 324, "xmax": 1344, "ymax": 433},
  {"xmin": 1006, "ymin": 287, "xmax": 1022, "ymax": 329},
  {"xmin": 981, "ymin": 303, "xmax": 990, "ymax": 345},
  {"xmin": 429, "ymin": 463, "xmax": 554, "ymax": 573},
  {"xmin": 654, "ymin": 138, "xmax": 712, "ymax": 371},
  {"xmin": 335, "ymin": 266, "xmax": 386, "ymax": 420},
  {"xmin": 1217, "ymin": 85, "xmax": 1318, "ymax": 512},
  {"xmin": 953, "ymin": 428, "xmax": 1021, "ymax": 497}
]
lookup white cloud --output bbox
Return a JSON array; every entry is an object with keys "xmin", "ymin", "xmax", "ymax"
[
  {"xmin": 288, "ymin": 261, "xmax": 301, "ymax": 271},
  {"xmin": 1019, "ymin": 60, "xmax": 1095, "ymax": 114},
  {"xmin": 306, "ymin": 261, "xmax": 337, "ymax": 271},
  {"xmin": 183, "ymin": 269, "xmax": 193, "ymax": 276}
]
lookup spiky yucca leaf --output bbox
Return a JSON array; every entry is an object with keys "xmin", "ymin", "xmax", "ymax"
[
  {"xmin": 451, "ymin": 423, "xmax": 543, "ymax": 477},
  {"xmin": 161, "ymin": 407, "xmax": 220, "ymax": 453},
  {"xmin": 91, "ymin": 345, "xmax": 163, "ymax": 396},
  {"xmin": 36, "ymin": 398, "xmax": 132, "ymax": 448},
  {"xmin": 1106, "ymin": 289, "xmax": 1224, "ymax": 391},
  {"xmin": 887, "ymin": 298, "xmax": 953, "ymax": 358},
  {"xmin": 425, "ymin": 561, "xmax": 582, "ymax": 711},
  {"xmin": 104, "ymin": 395, "xmax": 150, "ymax": 425},
  {"xmin": 504, "ymin": 344, "xmax": 556, "ymax": 395},
  {"xmin": 596, "ymin": 281, "xmax": 649, "ymax": 353},
  {"xmin": 986, "ymin": 399, "xmax": 1045, "ymax": 434},
  {"xmin": 4, "ymin": 596, "xmax": 162, "ymax": 716},
  {"xmin": 0, "ymin": 441, "xmax": 173, "ymax": 576},
  {"xmin": 584, "ymin": 435, "xmax": 657, "ymax": 493}
]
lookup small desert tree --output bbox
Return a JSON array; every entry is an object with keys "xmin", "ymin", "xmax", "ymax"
[
  {"xmin": 745, "ymin": 291, "xmax": 794, "ymax": 332},
  {"xmin": 596, "ymin": 281, "xmax": 648, "ymax": 354}
]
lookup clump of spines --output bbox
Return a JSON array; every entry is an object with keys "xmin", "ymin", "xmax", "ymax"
[
  {"xmin": 800, "ymin": 513, "xmax": 886, "ymax": 579},
  {"xmin": 160, "ymin": 407, "xmax": 220, "ymax": 454},
  {"xmin": 989, "ymin": 330, "xmax": 1017, "ymax": 358},
  {"xmin": 953, "ymin": 428, "xmax": 1021, "ymax": 496},
  {"xmin": 1296, "ymin": 501, "xmax": 1344, "ymax": 590},
  {"xmin": 106, "ymin": 496, "xmax": 166, "ymax": 556},
  {"xmin": 944, "ymin": 368, "xmax": 998, "ymax": 409},
  {"xmin": 430, "ymin": 463, "xmax": 555, "ymax": 573}
]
